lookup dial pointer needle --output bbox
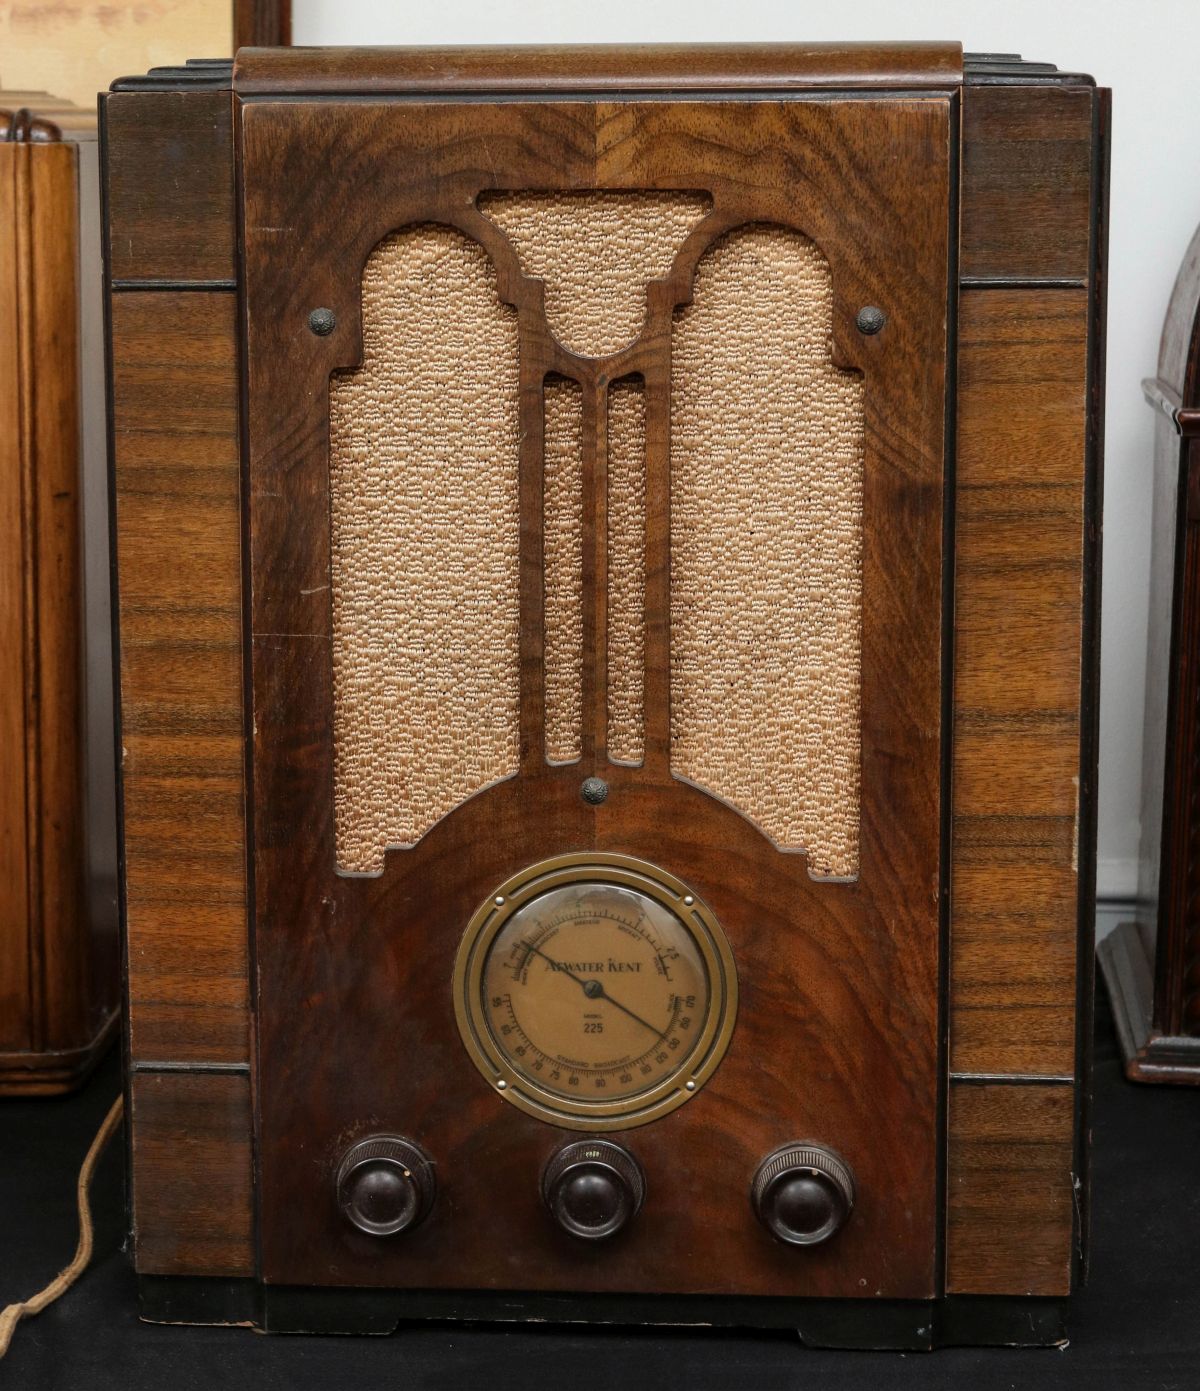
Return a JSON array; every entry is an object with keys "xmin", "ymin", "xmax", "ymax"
[{"xmin": 519, "ymin": 940, "xmax": 668, "ymax": 1043}]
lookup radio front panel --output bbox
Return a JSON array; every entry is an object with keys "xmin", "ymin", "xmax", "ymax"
[{"xmin": 103, "ymin": 44, "xmax": 1105, "ymax": 1347}]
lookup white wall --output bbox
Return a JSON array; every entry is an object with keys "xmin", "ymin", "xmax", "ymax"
[{"xmin": 293, "ymin": 0, "xmax": 1200, "ymax": 900}]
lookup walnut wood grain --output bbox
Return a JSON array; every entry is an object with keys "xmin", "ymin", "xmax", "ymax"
[
  {"xmin": 242, "ymin": 94, "xmax": 950, "ymax": 1299},
  {"xmin": 950, "ymin": 289, "xmax": 1091, "ymax": 1078},
  {"xmin": 0, "ymin": 129, "xmax": 116, "ymax": 1090},
  {"xmin": 104, "ymin": 90, "xmax": 234, "ymax": 284},
  {"xmin": 235, "ymin": 0, "xmax": 291, "ymax": 49},
  {"xmin": 111, "ymin": 291, "xmax": 248, "ymax": 1065},
  {"xmin": 961, "ymin": 83, "xmax": 1095, "ymax": 281},
  {"xmin": 946, "ymin": 1082, "xmax": 1075, "ymax": 1295},
  {"xmin": 131, "ymin": 1070, "xmax": 254, "ymax": 1276},
  {"xmin": 233, "ymin": 41, "xmax": 962, "ymax": 95}
]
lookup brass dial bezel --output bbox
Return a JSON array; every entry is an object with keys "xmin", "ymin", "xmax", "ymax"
[{"xmin": 453, "ymin": 853, "xmax": 738, "ymax": 1130}]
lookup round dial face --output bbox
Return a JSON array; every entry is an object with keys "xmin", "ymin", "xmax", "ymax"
[{"xmin": 454, "ymin": 855, "xmax": 738, "ymax": 1130}]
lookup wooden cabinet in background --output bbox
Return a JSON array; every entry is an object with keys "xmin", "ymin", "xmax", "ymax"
[
  {"xmin": 0, "ymin": 93, "xmax": 119, "ymax": 1093},
  {"xmin": 1100, "ymin": 224, "xmax": 1200, "ymax": 1084}
]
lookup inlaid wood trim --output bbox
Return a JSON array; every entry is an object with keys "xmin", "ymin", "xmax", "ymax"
[
  {"xmin": 110, "ymin": 290, "xmax": 248, "ymax": 1066},
  {"xmin": 946, "ymin": 1082, "xmax": 1075, "ymax": 1296}
]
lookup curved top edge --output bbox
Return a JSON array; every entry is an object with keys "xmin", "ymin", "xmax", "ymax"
[
  {"xmin": 1157, "ymin": 220, "xmax": 1200, "ymax": 404},
  {"xmin": 232, "ymin": 41, "xmax": 964, "ymax": 95},
  {"xmin": 0, "ymin": 90, "xmax": 95, "ymax": 139}
]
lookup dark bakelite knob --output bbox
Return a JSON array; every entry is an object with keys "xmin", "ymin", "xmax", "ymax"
[
  {"xmin": 542, "ymin": 1140, "xmax": 645, "ymax": 1241},
  {"xmin": 752, "ymin": 1144, "xmax": 855, "ymax": 1247},
  {"xmin": 336, "ymin": 1136, "xmax": 436, "ymax": 1237}
]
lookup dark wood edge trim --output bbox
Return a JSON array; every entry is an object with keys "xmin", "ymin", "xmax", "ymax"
[
  {"xmin": 98, "ymin": 92, "xmax": 137, "ymax": 1252},
  {"xmin": 131, "ymin": 1060, "xmax": 251, "ymax": 1074},
  {"xmin": 135, "ymin": 1276, "xmax": 1069, "ymax": 1347},
  {"xmin": 936, "ymin": 86, "xmax": 962, "ymax": 1305},
  {"xmin": 232, "ymin": 42, "xmax": 964, "ymax": 96},
  {"xmin": 112, "ymin": 278, "xmax": 238, "ymax": 293},
  {"xmin": 960, "ymin": 277, "xmax": 1088, "ymax": 291},
  {"xmin": 231, "ymin": 91, "xmax": 261, "ymax": 1288},
  {"xmin": 1072, "ymin": 82, "xmax": 1110, "ymax": 1289},
  {"xmin": 949, "ymin": 1073, "xmax": 1075, "ymax": 1085},
  {"xmin": 1098, "ymin": 923, "xmax": 1200, "ymax": 1084},
  {"xmin": 110, "ymin": 61, "xmax": 233, "ymax": 93},
  {"xmin": 0, "ymin": 1010, "xmax": 119, "ymax": 1093}
]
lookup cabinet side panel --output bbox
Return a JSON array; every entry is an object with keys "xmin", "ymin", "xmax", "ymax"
[
  {"xmin": 951, "ymin": 288, "xmax": 1089, "ymax": 1077},
  {"xmin": 111, "ymin": 290, "xmax": 248, "ymax": 1065},
  {"xmin": 131, "ymin": 1070, "xmax": 254, "ymax": 1276},
  {"xmin": 946, "ymin": 1082, "xmax": 1074, "ymax": 1295},
  {"xmin": 961, "ymin": 83, "xmax": 1093, "ymax": 281},
  {"xmin": 105, "ymin": 91, "xmax": 234, "ymax": 284}
]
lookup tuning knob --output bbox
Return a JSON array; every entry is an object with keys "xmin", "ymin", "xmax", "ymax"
[
  {"xmin": 336, "ymin": 1136, "xmax": 436, "ymax": 1236},
  {"xmin": 542, "ymin": 1140, "xmax": 645, "ymax": 1240},
  {"xmin": 752, "ymin": 1143, "xmax": 855, "ymax": 1247}
]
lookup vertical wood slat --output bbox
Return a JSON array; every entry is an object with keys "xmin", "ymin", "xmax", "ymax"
[
  {"xmin": 131, "ymin": 1070, "xmax": 254, "ymax": 1276},
  {"xmin": 961, "ymin": 83, "xmax": 1094, "ymax": 281},
  {"xmin": 105, "ymin": 90, "xmax": 234, "ymax": 285},
  {"xmin": 111, "ymin": 290, "xmax": 249, "ymax": 1065},
  {"xmin": 946, "ymin": 1082, "xmax": 1075, "ymax": 1295},
  {"xmin": 0, "ymin": 142, "xmax": 32, "ymax": 1050},
  {"xmin": 0, "ymin": 140, "xmax": 89, "ymax": 1055},
  {"xmin": 951, "ymin": 288, "xmax": 1090, "ymax": 1079}
]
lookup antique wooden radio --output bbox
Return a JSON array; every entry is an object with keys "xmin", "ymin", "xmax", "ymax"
[
  {"xmin": 1100, "ymin": 221, "xmax": 1200, "ymax": 1084},
  {"xmin": 102, "ymin": 45, "xmax": 1106, "ymax": 1347},
  {"xmin": 1, "ymin": 93, "xmax": 119, "ymax": 1093}
]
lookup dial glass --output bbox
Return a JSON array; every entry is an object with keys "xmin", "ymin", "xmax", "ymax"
[
  {"xmin": 454, "ymin": 855, "xmax": 737, "ymax": 1129},
  {"xmin": 486, "ymin": 883, "xmax": 705, "ymax": 1103}
]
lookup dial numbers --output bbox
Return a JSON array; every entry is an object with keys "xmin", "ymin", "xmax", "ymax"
[
  {"xmin": 482, "ymin": 884, "xmax": 706, "ymax": 1102},
  {"xmin": 454, "ymin": 854, "xmax": 738, "ymax": 1130}
]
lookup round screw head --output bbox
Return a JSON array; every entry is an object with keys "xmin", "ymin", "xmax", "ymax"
[
  {"xmin": 855, "ymin": 305, "xmax": 886, "ymax": 336},
  {"xmin": 308, "ymin": 307, "xmax": 337, "ymax": 336},
  {"xmin": 580, "ymin": 777, "xmax": 609, "ymax": 805}
]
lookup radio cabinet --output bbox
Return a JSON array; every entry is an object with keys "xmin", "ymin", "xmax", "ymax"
[{"xmin": 102, "ymin": 45, "xmax": 1107, "ymax": 1347}]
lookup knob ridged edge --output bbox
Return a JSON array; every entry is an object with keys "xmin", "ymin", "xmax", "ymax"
[
  {"xmin": 335, "ymin": 1135, "xmax": 436, "ymax": 1237},
  {"xmin": 752, "ymin": 1143, "xmax": 855, "ymax": 1247}
]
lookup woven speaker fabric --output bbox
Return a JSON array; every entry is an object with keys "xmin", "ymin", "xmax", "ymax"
[
  {"xmin": 543, "ymin": 377, "xmax": 584, "ymax": 763},
  {"xmin": 670, "ymin": 225, "xmax": 864, "ymax": 878},
  {"xmin": 479, "ymin": 191, "xmax": 711, "ymax": 357},
  {"xmin": 607, "ymin": 378, "xmax": 647, "ymax": 764},
  {"xmin": 328, "ymin": 225, "xmax": 521, "ymax": 873}
]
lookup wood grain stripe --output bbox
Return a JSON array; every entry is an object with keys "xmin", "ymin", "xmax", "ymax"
[
  {"xmin": 946, "ymin": 1081, "xmax": 1075, "ymax": 1295},
  {"xmin": 112, "ymin": 291, "xmax": 248, "ymax": 1065},
  {"xmin": 950, "ymin": 289, "xmax": 1088, "ymax": 1079}
]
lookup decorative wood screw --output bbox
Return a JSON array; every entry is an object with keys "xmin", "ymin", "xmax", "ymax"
[
  {"xmin": 308, "ymin": 307, "xmax": 337, "ymax": 336},
  {"xmin": 855, "ymin": 305, "xmax": 886, "ymax": 335}
]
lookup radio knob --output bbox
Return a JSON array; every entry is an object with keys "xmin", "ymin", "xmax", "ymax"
[
  {"xmin": 752, "ymin": 1144, "xmax": 855, "ymax": 1247},
  {"xmin": 542, "ymin": 1140, "xmax": 645, "ymax": 1240},
  {"xmin": 335, "ymin": 1136, "xmax": 436, "ymax": 1237}
]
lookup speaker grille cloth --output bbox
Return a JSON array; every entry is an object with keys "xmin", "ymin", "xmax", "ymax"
[
  {"xmin": 607, "ymin": 378, "xmax": 646, "ymax": 764},
  {"xmin": 670, "ymin": 225, "xmax": 864, "ymax": 877},
  {"xmin": 543, "ymin": 377, "xmax": 584, "ymax": 762},
  {"xmin": 328, "ymin": 225, "xmax": 521, "ymax": 872},
  {"xmin": 479, "ymin": 191, "xmax": 711, "ymax": 357}
]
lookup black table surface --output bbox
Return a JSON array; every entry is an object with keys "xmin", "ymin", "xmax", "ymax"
[{"xmin": 3, "ymin": 985, "xmax": 1198, "ymax": 1391}]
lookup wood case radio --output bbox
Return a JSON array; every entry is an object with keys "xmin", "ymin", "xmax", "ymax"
[
  {"xmin": 1101, "ymin": 218, "xmax": 1200, "ymax": 1084},
  {"xmin": 101, "ymin": 45, "xmax": 1107, "ymax": 1348},
  {"xmin": 1, "ymin": 93, "xmax": 119, "ymax": 1094}
]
